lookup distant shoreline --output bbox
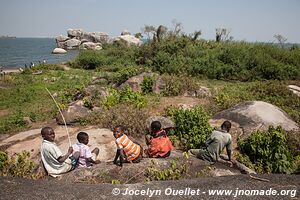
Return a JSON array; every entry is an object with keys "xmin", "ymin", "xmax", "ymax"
[{"xmin": 0, "ymin": 36, "xmax": 17, "ymax": 39}]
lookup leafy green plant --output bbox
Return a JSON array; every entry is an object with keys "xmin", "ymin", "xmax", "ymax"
[
  {"xmin": 111, "ymin": 179, "xmax": 122, "ymax": 184},
  {"xmin": 146, "ymin": 159, "xmax": 189, "ymax": 181},
  {"xmin": 0, "ymin": 151, "xmax": 36, "ymax": 178},
  {"xmin": 102, "ymin": 87, "xmax": 147, "ymax": 108},
  {"xmin": 166, "ymin": 106, "xmax": 213, "ymax": 149},
  {"xmin": 195, "ymin": 166, "xmax": 216, "ymax": 178},
  {"xmin": 238, "ymin": 126, "xmax": 293, "ymax": 174},
  {"xmin": 81, "ymin": 103, "xmax": 149, "ymax": 137},
  {"xmin": 141, "ymin": 75, "xmax": 155, "ymax": 94},
  {"xmin": 83, "ymin": 97, "xmax": 93, "ymax": 109}
]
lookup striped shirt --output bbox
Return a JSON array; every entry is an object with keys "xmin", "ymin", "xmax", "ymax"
[{"xmin": 115, "ymin": 134, "xmax": 140, "ymax": 161}]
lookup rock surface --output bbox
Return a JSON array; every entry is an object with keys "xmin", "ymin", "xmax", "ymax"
[
  {"xmin": 183, "ymin": 86, "xmax": 212, "ymax": 98},
  {"xmin": 288, "ymin": 85, "xmax": 300, "ymax": 97},
  {"xmin": 56, "ymin": 101, "xmax": 91, "ymax": 125},
  {"xmin": 146, "ymin": 116, "xmax": 175, "ymax": 130},
  {"xmin": 119, "ymin": 72, "xmax": 163, "ymax": 93},
  {"xmin": 1, "ymin": 174, "xmax": 299, "ymax": 200},
  {"xmin": 212, "ymin": 101, "xmax": 299, "ymax": 138},
  {"xmin": 66, "ymin": 38, "xmax": 81, "ymax": 50},
  {"xmin": 52, "ymin": 48, "xmax": 67, "ymax": 54},
  {"xmin": 115, "ymin": 34, "xmax": 142, "ymax": 46},
  {"xmin": 80, "ymin": 42, "xmax": 102, "ymax": 50}
]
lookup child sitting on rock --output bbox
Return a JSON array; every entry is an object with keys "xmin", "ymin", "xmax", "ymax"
[
  {"xmin": 144, "ymin": 121, "xmax": 174, "ymax": 158},
  {"xmin": 40, "ymin": 127, "xmax": 78, "ymax": 177},
  {"xmin": 113, "ymin": 125, "xmax": 143, "ymax": 167},
  {"xmin": 72, "ymin": 132, "xmax": 101, "ymax": 168}
]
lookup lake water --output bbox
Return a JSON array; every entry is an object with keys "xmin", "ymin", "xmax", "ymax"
[{"xmin": 0, "ymin": 38, "xmax": 79, "ymax": 68}]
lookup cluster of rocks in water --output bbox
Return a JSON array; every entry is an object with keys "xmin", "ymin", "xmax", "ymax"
[{"xmin": 52, "ymin": 29, "xmax": 142, "ymax": 54}]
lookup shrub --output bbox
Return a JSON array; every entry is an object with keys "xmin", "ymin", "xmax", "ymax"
[
  {"xmin": 162, "ymin": 75, "xmax": 198, "ymax": 96},
  {"xmin": 0, "ymin": 151, "xmax": 36, "ymax": 178},
  {"xmin": 141, "ymin": 75, "xmax": 155, "ymax": 94},
  {"xmin": 75, "ymin": 50, "xmax": 104, "ymax": 69},
  {"xmin": 166, "ymin": 106, "xmax": 213, "ymax": 149},
  {"xmin": 102, "ymin": 87, "xmax": 147, "ymax": 109},
  {"xmin": 238, "ymin": 126, "xmax": 293, "ymax": 174},
  {"xmin": 81, "ymin": 104, "xmax": 149, "ymax": 137},
  {"xmin": 146, "ymin": 159, "xmax": 189, "ymax": 181}
]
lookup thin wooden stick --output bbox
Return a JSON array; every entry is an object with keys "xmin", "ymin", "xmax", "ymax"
[
  {"xmin": 249, "ymin": 174, "xmax": 270, "ymax": 182},
  {"xmin": 45, "ymin": 88, "xmax": 71, "ymax": 147}
]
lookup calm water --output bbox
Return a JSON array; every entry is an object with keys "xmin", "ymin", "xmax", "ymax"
[{"xmin": 0, "ymin": 38, "xmax": 79, "ymax": 68}]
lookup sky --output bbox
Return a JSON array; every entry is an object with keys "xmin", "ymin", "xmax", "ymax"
[{"xmin": 0, "ymin": 0, "xmax": 299, "ymax": 43}]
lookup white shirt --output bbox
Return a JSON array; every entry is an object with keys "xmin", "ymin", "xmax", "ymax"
[
  {"xmin": 41, "ymin": 140, "xmax": 72, "ymax": 177},
  {"xmin": 72, "ymin": 143, "xmax": 93, "ymax": 167}
]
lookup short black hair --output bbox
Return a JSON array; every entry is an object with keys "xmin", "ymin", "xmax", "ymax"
[
  {"xmin": 41, "ymin": 127, "xmax": 54, "ymax": 136},
  {"xmin": 114, "ymin": 125, "xmax": 126, "ymax": 133},
  {"xmin": 150, "ymin": 121, "xmax": 161, "ymax": 133},
  {"xmin": 77, "ymin": 132, "xmax": 88, "ymax": 143},
  {"xmin": 221, "ymin": 120, "xmax": 231, "ymax": 130}
]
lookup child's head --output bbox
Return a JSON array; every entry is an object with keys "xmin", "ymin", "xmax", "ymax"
[
  {"xmin": 221, "ymin": 120, "xmax": 231, "ymax": 132},
  {"xmin": 41, "ymin": 127, "xmax": 55, "ymax": 142},
  {"xmin": 77, "ymin": 132, "xmax": 89, "ymax": 145},
  {"xmin": 150, "ymin": 121, "xmax": 161, "ymax": 133},
  {"xmin": 113, "ymin": 125, "xmax": 126, "ymax": 139}
]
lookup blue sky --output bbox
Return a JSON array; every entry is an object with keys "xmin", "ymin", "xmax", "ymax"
[{"xmin": 0, "ymin": 0, "xmax": 299, "ymax": 43}]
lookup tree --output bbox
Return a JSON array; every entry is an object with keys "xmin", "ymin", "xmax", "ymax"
[
  {"xmin": 156, "ymin": 25, "xmax": 167, "ymax": 42},
  {"xmin": 143, "ymin": 25, "xmax": 157, "ymax": 40},
  {"xmin": 191, "ymin": 30, "xmax": 202, "ymax": 41},
  {"xmin": 215, "ymin": 28, "xmax": 233, "ymax": 42},
  {"xmin": 170, "ymin": 19, "xmax": 183, "ymax": 37},
  {"xmin": 142, "ymin": 24, "xmax": 167, "ymax": 43},
  {"xmin": 274, "ymin": 34, "xmax": 287, "ymax": 48}
]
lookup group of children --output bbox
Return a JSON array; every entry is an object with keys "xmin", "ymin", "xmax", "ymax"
[{"xmin": 40, "ymin": 121, "xmax": 174, "ymax": 177}]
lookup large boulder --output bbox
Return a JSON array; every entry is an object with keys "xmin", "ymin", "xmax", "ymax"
[
  {"xmin": 55, "ymin": 35, "xmax": 69, "ymax": 42},
  {"xmin": 56, "ymin": 101, "xmax": 91, "ymax": 125},
  {"xmin": 60, "ymin": 150, "xmax": 242, "ymax": 184},
  {"xmin": 67, "ymin": 28, "xmax": 83, "ymax": 38},
  {"xmin": 212, "ymin": 101, "xmax": 299, "ymax": 139},
  {"xmin": 183, "ymin": 86, "xmax": 211, "ymax": 98},
  {"xmin": 119, "ymin": 72, "xmax": 164, "ymax": 94},
  {"xmin": 146, "ymin": 116, "xmax": 175, "ymax": 130},
  {"xmin": 52, "ymin": 48, "xmax": 67, "ymax": 54},
  {"xmin": 84, "ymin": 85, "xmax": 110, "ymax": 98},
  {"xmin": 114, "ymin": 35, "xmax": 142, "ymax": 46},
  {"xmin": 66, "ymin": 38, "xmax": 81, "ymax": 50},
  {"xmin": 80, "ymin": 42, "xmax": 102, "ymax": 50},
  {"xmin": 121, "ymin": 29, "xmax": 131, "ymax": 35},
  {"xmin": 82, "ymin": 32, "xmax": 109, "ymax": 43},
  {"xmin": 288, "ymin": 85, "xmax": 300, "ymax": 97}
]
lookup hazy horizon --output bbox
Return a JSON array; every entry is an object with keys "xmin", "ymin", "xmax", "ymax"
[{"xmin": 1, "ymin": 0, "xmax": 299, "ymax": 43}]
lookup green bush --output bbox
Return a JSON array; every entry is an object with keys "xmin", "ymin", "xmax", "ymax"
[
  {"xmin": 0, "ymin": 151, "xmax": 36, "ymax": 178},
  {"xmin": 162, "ymin": 75, "xmax": 198, "ymax": 96},
  {"xmin": 81, "ymin": 104, "xmax": 149, "ymax": 137},
  {"xmin": 238, "ymin": 126, "xmax": 293, "ymax": 174},
  {"xmin": 141, "ymin": 75, "xmax": 155, "ymax": 94},
  {"xmin": 75, "ymin": 50, "xmax": 104, "ymax": 69},
  {"xmin": 75, "ymin": 33, "xmax": 300, "ymax": 81},
  {"xmin": 166, "ymin": 106, "xmax": 213, "ymax": 149},
  {"xmin": 146, "ymin": 159, "xmax": 189, "ymax": 181},
  {"xmin": 102, "ymin": 87, "xmax": 147, "ymax": 108}
]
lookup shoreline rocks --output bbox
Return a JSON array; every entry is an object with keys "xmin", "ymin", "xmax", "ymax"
[
  {"xmin": 52, "ymin": 48, "xmax": 67, "ymax": 54},
  {"xmin": 54, "ymin": 29, "xmax": 141, "ymax": 53}
]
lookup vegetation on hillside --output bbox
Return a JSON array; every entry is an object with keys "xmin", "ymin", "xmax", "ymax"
[
  {"xmin": 0, "ymin": 23, "xmax": 300, "ymax": 175},
  {"xmin": 71, "ymin": 25, "xmax": 300, "ymax": 81},
  {"xmin": 237, "ymin": 126, "xmax": 300, "ymax": 174}
]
